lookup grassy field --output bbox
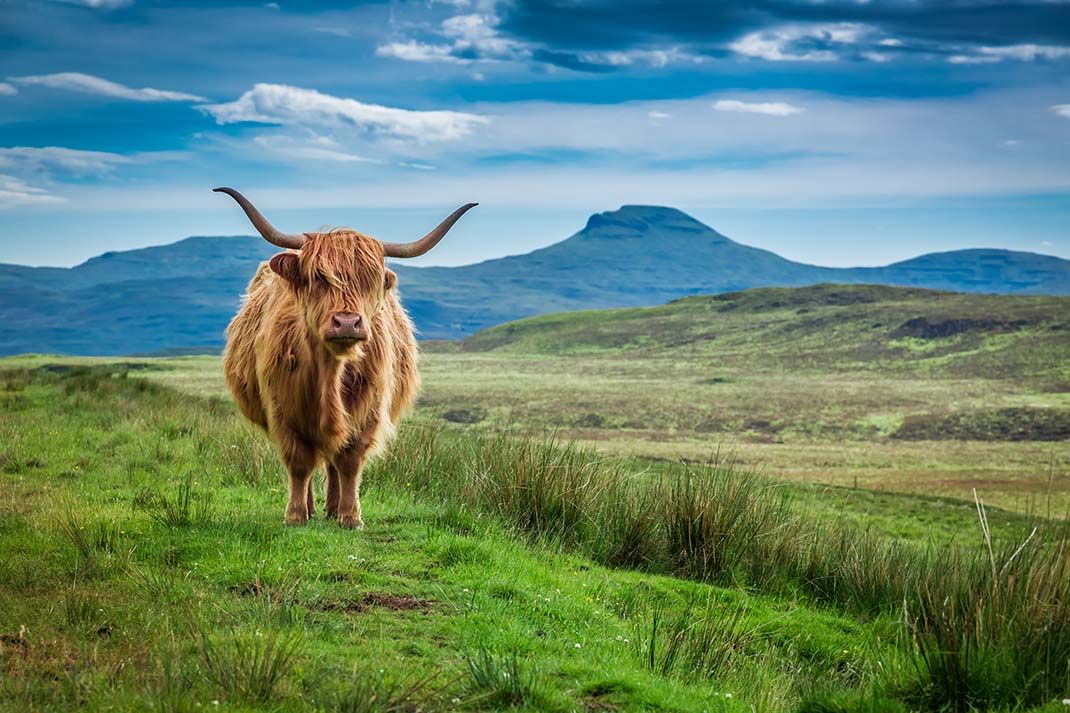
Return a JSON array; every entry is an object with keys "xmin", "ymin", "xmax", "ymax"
[
  {"xmin": 1, "ymin": 364, "xmax": 1069, "ymax": 712},
  {"xmin": 11, "ymin": 284, "xmax": 1065, "ymax": 514},
  {"xmin": 3, "ymin": 284, "xmax": 1070, "ymax": 710},
  {"xmin": 420, "ymin": 285, "xmax": 1070, "ymax": 513}
]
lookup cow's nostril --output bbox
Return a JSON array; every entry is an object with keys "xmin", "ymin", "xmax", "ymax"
[{"xmin": 332, "ymin": 313, "xmax": 362, "ymax": 332}]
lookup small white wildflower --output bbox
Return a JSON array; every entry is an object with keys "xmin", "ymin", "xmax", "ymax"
[
  {"xmin": 1062, "ymin": 699, "xmax": 1070, "ymax": 706},
  {"xmin": 574, "ymin": 643, "xmax": 581, "ymax": 649},
  {"xmin": 211, "ymin": 701, "xmax": 219, "ymax": 706},
  {"xmin": 348, "ymin": 555, "xmax": 358, "ymax": 560},
  {"xmin": 623, "ymin": 638, "xmax": 629, "ymax": 643},
  {"xmin": 451, "ymin": 698, "xmax": 461, "ymax": 705},
  {"xmin": 615, "ymin": 635, "xmax": 623, "ymax": 641},
  {"xmin": 463, "ymin": 588, "xmax": 470, "ymax": 593},
  {"xmin": 725, "ymin": 693, "xmax": 733, "ymax": 699}
]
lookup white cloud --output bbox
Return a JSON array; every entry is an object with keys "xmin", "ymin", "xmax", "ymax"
[
  {"xmin": 0, "ymin": 175, "xmax": 64, "ymax": 209},
  {"xmin": 0, "ymin": 146, "xmax": 132, "ymax": 175},
  {"xmin": 713, "ymin": 99, "xmax": 804, "ymax": 116},
  {"xmin": 579, "ymin": 47, "xmax": 700, "ymax": 68},
  {"xmin": 729, "ymin": 23, "xmax": 871, "ymax": 62},
  {"xmin": 950, "ymin": 44, "xmax": 1070, "ymax": 64},
  {"xmin": 648, "ymin": 110, "xmax": 672, "ymax": 120},
  {"xmin": 980, "ymin": 44, "xmax": 1070, "ymax": 61},
  {"xmin": 0, "ymin": 83, "xmax": 17, "ymax": 96},
  {"xmin": 398, "ymin": 161, "xmax": 437, "ymax": 171},
  {"xmin": 49, "ymin": 0, "xmax": 132, "ymax": 8},
  {"xmin": 199, "ymin": 83, "xmax": 490, "ymax": 142},
  {"xmin": 1052, "ymin": 104, "xmax": 1070, "ymax": 118},
  {"xmin": 251, "ymin": 134, "xmax": 381, "ymax": 164},
  {"xmin": 10, "ymin": 72, "xmax": 205, "ymax": 102},
  {"xmin": 312, "ymin": 26, "xmax": 352, "ymax": 38},
  {"xmin": 377, "ymin": 12, "xmax": 525, "ymax": 64},
  {"xmin": 265, "ymin": 2, "xmax": 280, "ymax": 8},
  {"xmin": 377, "ymin": 40, "xmax": 463, "ymax": 63}
]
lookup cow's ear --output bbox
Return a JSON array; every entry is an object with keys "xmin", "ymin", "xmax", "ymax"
[
  {"xmin": 269, "ymin": 253, "xmax": 304, "ymax": 286},
  {"xmin": 383, "ymin": 268, "xmax": 397, "ymax": 291}
]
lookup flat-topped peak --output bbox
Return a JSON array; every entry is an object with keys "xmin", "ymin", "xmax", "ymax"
[{"xmin": 583, "ymin": 204, "xmax": 717, "ymax": 236}]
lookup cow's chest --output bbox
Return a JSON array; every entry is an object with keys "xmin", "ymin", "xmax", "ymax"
[{"xmin": 271, "ymin": 362, "xmax": 373, "ymax": 456}]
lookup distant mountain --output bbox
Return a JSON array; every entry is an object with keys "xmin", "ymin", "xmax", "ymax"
[{"xmin": 1, "ymin": 205, "xmax": 1068, "ymax": 355}]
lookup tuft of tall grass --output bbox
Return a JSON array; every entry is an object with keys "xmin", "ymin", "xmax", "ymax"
[
  {"xmin": 58, "ymin": 514, "xmax": 126, "ymax": 576},
  {"xmin": 331, "ymin": 667, "xmax": 454, "ymax": 713},
  {"xmin": 196, "ymin": 625, "xmax": 302, "ymax": 704},
  {"xmin": 463, "ymin": 646, "xmax": 540, "ymax": 708},
  {"xmin": 632, "ymin": 598, "xmax": 759, "ymax": 681},
  {"xmin": 906, "ymin": 509, "xmax": 1070, "ymax": 710},
  {"xmin": 140, "ymin": 471, "xmax": 214, "ymax": 528}
]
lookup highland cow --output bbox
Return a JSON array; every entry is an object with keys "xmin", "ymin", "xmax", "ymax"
[{"xmin": 215, "ymin": 187, "xmax": 476, "ymax": 528}]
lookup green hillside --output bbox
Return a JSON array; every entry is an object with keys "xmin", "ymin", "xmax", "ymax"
[{"xmin": 461, "ymin": 283, "xmax": 1070, "ymax": 381}]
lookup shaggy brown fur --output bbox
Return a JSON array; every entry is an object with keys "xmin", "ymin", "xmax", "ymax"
[{"xmin": 224, "ymin": 230, "xmax": 418, "ymax": 528}]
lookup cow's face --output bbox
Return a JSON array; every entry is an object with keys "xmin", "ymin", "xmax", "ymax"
[{"xmin": 269, "ymin": 230, "xmax": 396, "ymax": 358}]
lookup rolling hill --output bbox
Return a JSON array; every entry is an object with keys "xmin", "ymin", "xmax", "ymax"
[
  {"xmin": 457, "ymin": 283, "xmax": 1070, "ymax": 380},
  {"xmin": 2, "ymin": 205, "xmax": 1069, "ymax": 355}
]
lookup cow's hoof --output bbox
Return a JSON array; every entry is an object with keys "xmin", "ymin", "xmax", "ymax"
[
  {"xmin": 285, "ymin": 510, "xmax": 310, "ymax": 526},
  {"xmin": 338, "ymin": 514, "xmax": 364, "ymax": 530},
  {"xmin": 325, "ymin": 510, "xmax": 337, "ymax": 520}
]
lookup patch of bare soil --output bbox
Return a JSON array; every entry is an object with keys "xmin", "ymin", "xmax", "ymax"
[{"xmin": 317, "ymin": 592, "xmax": 437, "ymax": 614}]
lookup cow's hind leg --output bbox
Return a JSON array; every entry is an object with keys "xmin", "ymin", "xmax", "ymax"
[{"xmin": 325, "ymin": 465, "xmax": 340, "ymax": 519}]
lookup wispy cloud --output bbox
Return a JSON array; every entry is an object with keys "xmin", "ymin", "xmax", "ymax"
[
  {"xmin": 199, "ymin": 83, "xmax": 490, "ymax": 142},
  {"xmin": 0, "ymin": 83, "xmax": 17, "ymax": 96},
  {"xmin": 1052, "ymin": 104, "xmax": 1070, "ymax": 119},
  {"xmin": 48, "ymin": 0, "xmax": 132, "ymax": 8},
  {"xmin": 577, "ymin": 47, "xmax": 700, "ymax": 69},
  {"xmin": 0, "ymin": 175, "xmax": 63, "ymax": 209},
  {"xmin": 10, "ymin": 72, "xmax": 205, "ymax": 102},
  {"xmin": 0, "ymin": 146, "xmax": 133, "ymax": 175},
  {"xmin": 377, "ymin": 12, "xmax": 525, "ymax": 64},
  {"xmin": 312, "ymin": 26, "xmax": 353, "ymax": 38},
  {"xmin": 713, "ymin": 99, "xmax": 804, "ymax": 116},
  {"xmin": 251, "ymin": 134, "xmax": 381, "ymax": 164},
  {"xmin": 729, "ymin": 23, "xmax": 873, "ymax": 62},
  {"xmin": 377, "ymin": 40, "xmax": 466, "ymax": 64}
]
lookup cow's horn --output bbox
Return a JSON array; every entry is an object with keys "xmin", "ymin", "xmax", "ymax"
[
  {"xmin": 380, "ymin": 203, "xmax": 478, "ymax": 259},
  {"xmin": 213, "ymin": 187, "xmax": 306, "ymax": 250}
]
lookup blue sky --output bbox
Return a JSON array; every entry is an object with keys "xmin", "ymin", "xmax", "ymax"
[{"xmin": 1, "ymin": 0, "xmax": 1068, "ymax": 268}]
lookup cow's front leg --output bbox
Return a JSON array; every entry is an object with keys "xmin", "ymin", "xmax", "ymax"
[
  {"xmin": 280, "ymin": 435, "xmax": 317, "ymax": 526},
  {"xmin": 330, "ymin": 429, "xmax": 377, "ymax": 530}
]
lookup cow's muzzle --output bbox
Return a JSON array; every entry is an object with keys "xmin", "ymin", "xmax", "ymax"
[{"xmin": 325, "ymin": 313, "xmax": 366, "ymax": 346}]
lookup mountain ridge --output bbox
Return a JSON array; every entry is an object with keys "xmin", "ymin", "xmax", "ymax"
[{"xmin": 1, "ymin": 205, "xmax": 1068, "ymax": 355}]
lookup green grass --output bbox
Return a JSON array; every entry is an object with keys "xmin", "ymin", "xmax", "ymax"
[
  {"xmin": 2, "ymin": 365, "xmax": 1069, "ymax": 711},
  {"xmin": 0, "ymin": 365, "xmax": 902, "ymax": 711},
  {"xmin": 417, "ymin": 285, "xmax": 1070, "ymax": 513}
]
